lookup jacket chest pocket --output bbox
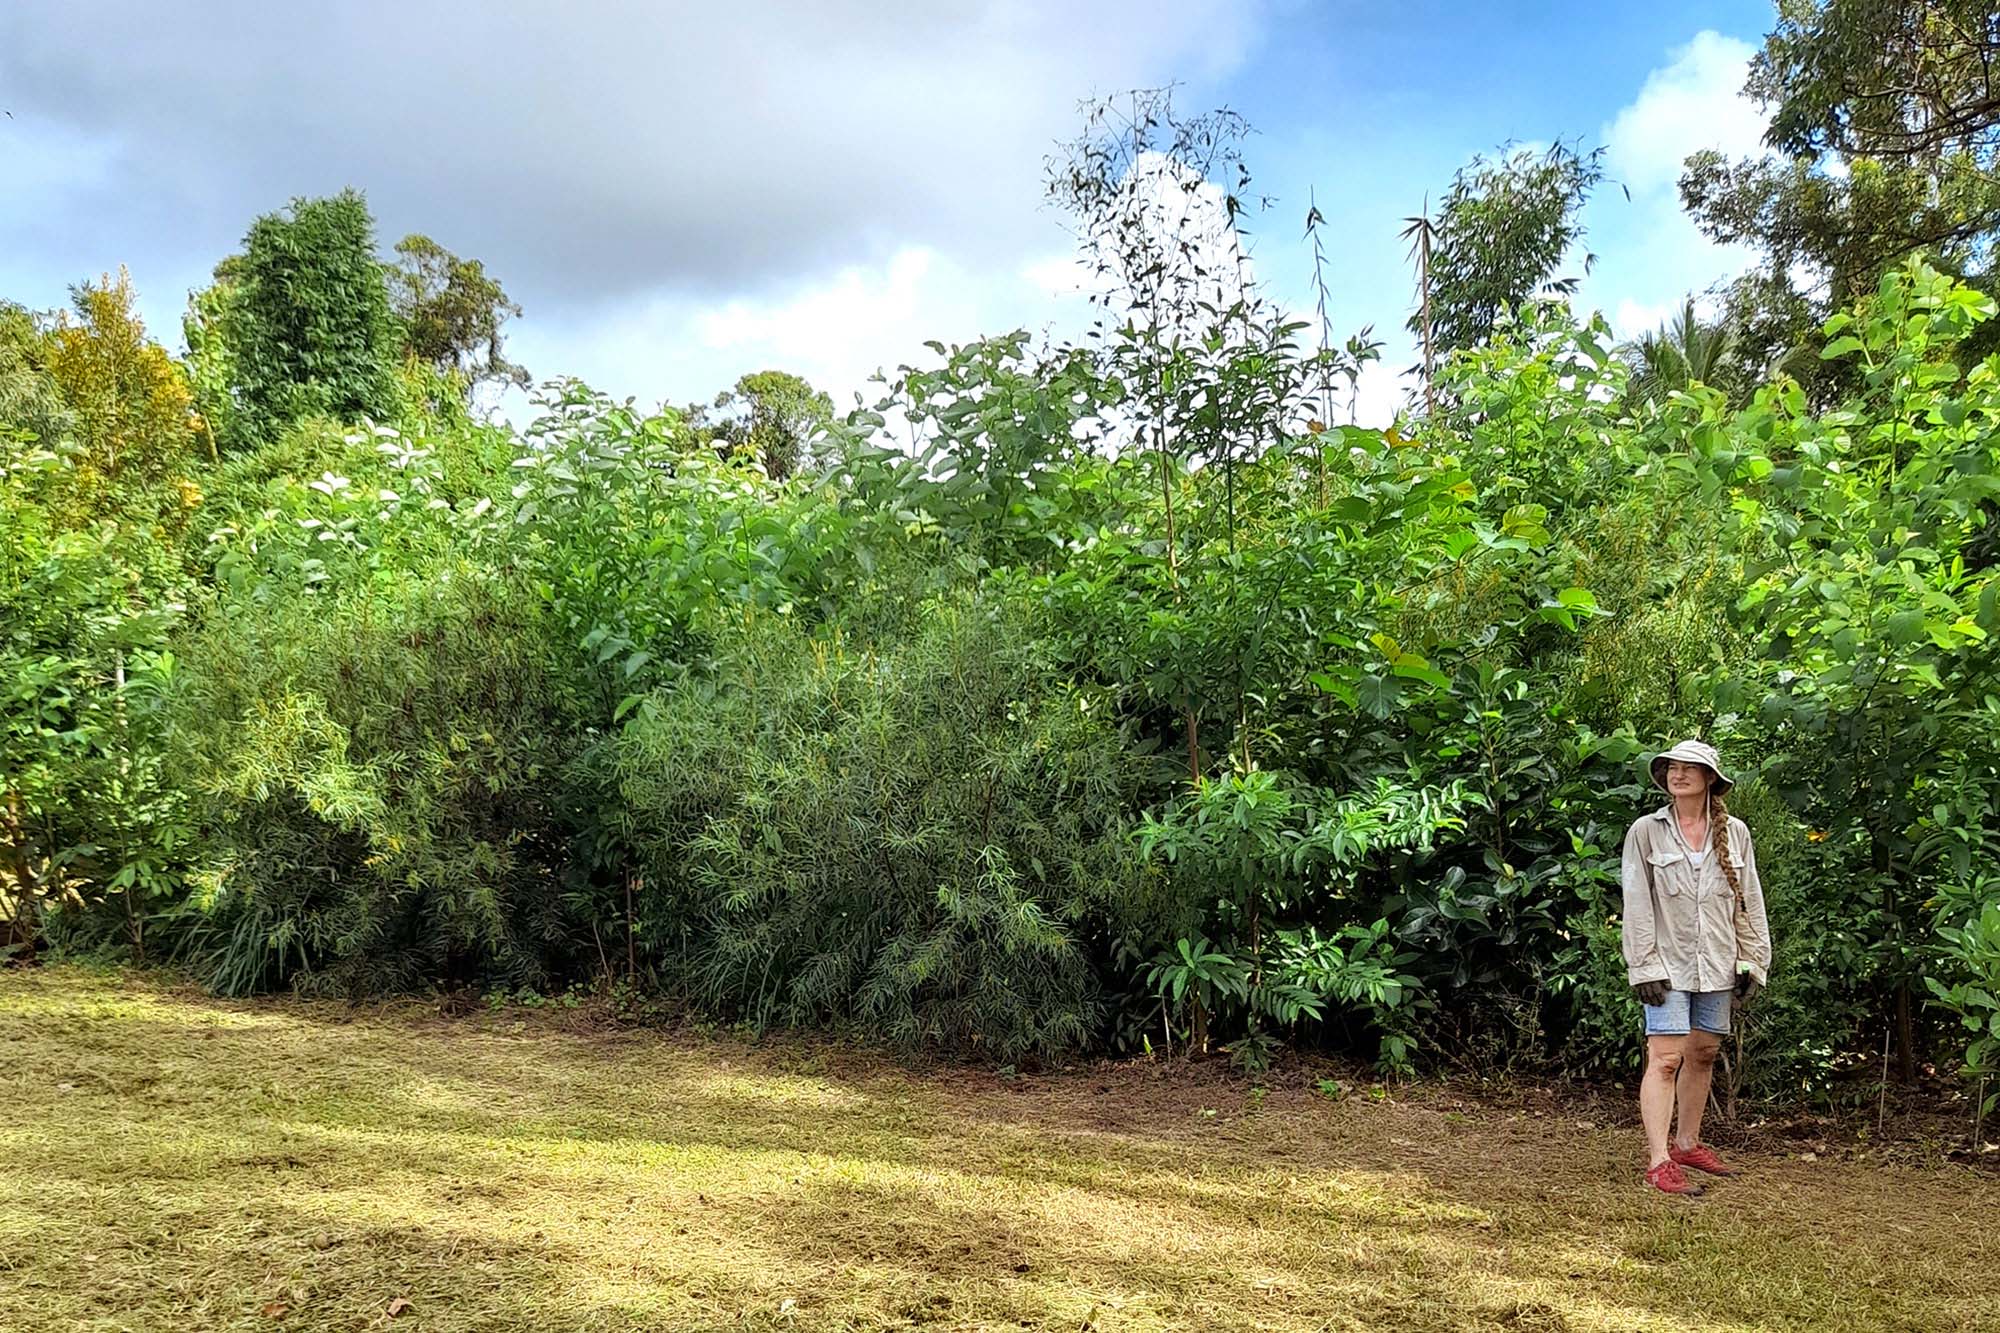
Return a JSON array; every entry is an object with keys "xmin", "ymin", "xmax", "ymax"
[{"xmin": 1647, "ymin": 849, "xmax": 1693, "ymax": 897}]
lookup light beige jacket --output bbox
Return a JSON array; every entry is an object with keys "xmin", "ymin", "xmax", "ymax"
[{"xmin": 1620, "ymin": 806, "xmax": 1772, "ymax": 990}]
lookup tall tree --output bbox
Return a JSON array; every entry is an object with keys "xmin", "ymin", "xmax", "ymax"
[
  {"xmin": 691, "ymin": 370, "xmax": 833, "ymax": 479},
  {"xmin": 231, "ymin": 189, "xmax": 401, "ymax": 441},
  {"xmin": 1681, "ymin": 0, "xmax": 2000, "ymax": 386},
  {"xmin": 1409, "ymin": 142, "xmax": 1604, "ymax": 364},
  {"xmin": 40, "ymin": 269, "xmax": 200, "ymax": 496},
  {"xmin": 385, "ymin": 233, "xmax": 528, "ymax": 396},
  {"xmin": 1047, "ymin": 88, "xmax": 1263, "ymax": 779}
]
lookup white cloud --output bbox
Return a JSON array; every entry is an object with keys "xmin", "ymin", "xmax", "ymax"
[
  {"xmin": 1018, "ymin": 253, "xmax": 1098, "ymax": 301},
  {"xmin": 1612, "ymin": 298, "xmax": 1675, "ymax": 340},
  {"xmin": 1346, "ymin": 358, "xmax": 1412, "ymax": 429},
  {"xmin": 495, "ymin": 141, "xmax": 1271, "ymax": 430},
  {"xmin": 1616, "ymin": 286, "xmax": 1737, "ymax": 340},
  {"xmin": 497, "ymin": 242, "xmax": 1099, "ymax": 427},
  {"xmin": 0, "ymin": 1, "xmax": 1267, "ymax": 314},
  {"xmin": 1584, "ymin": 30, "xmax": 1771, "ymax": 341},
  {"xmin": 696, "ymin": 248, "xmax": 945, "ymax": 373},
  {"xmin": 1604, "ymin": 31, "xmax": 1767, "ymax": 195},
  {"xmin": 2, "ymin": 2, "xmax": 1271, "ymax": 430}
]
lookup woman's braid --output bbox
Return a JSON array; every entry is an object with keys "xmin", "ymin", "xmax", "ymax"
[{"xmin": 1710, "ymin": 790, "xmax": 1743, "ymax": 911}]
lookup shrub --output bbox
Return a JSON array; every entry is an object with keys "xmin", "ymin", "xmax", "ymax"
[
  {"xmin": 609, "ymin": 594, "xmax": 1156, "ymax": 1060},
  {"xmin": 171, "ymin": 563, "xmax": 583, "ymax": 996},
  {"xmin": 0, "ymin": 428, "xmax": 190, "ymax": 960}
]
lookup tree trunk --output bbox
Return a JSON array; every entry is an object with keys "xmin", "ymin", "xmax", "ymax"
[
  {"xmin": 1157, "ymin": 419, "xmax": 1200, "ymax": 781},
  {"xmin": 1895, "ymin": 977, "xmax": 1915, "ymax": 1085},
  {"xmin": 1873, "ymin": 831, "xmax": 1917, "ymax": 1083},
  {"xmin": 1248, "ymin": 892, "xmax": 1262, "ymax": 992},
  {"xmin": 625, "ymin": 871, "xmax": 639, "ymax": 982}
]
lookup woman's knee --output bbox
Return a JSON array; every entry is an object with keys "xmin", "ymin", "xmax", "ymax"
[{"xmin": 1647, "ymin": 1046, "xmax": 1686, "ymax": 1079}]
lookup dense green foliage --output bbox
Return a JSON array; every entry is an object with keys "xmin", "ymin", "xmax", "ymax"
[
  {"xmin": 613, "ymin": 600, "xmax": 1152, "ymax": 1058},
  {"xmin": 4, "ymin": 33, "xmax": 1999, "ymax": 1123},
  {"xmin": 231, "ymin": 190, "xmax": 403, "ymax": 443}
]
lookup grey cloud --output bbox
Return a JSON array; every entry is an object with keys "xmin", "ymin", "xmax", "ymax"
[{"xmin": 0, "ymin": 1, "xmax": 1263, "ymax": 320}]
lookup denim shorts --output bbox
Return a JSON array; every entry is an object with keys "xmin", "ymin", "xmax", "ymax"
[{"xmin": 1643, "ymin": 988, "xmax": 1733, "ymax": 1036}]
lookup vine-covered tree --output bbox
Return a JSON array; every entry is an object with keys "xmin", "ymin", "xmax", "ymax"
[{"xmin": 230, "ymin": 189, "xmax": 401, "ymax": 441}]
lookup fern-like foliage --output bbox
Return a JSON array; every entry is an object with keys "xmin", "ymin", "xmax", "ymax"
[
  {"xmin": 612, "ymin": 593, "xmax": 1160, "ymax": 1061},
  {"xmin": 172, "ymin": 562, "xmax": 586, "ymax": 997}
]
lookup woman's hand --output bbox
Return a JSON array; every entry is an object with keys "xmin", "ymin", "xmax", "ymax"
[
  {"xmin": 1633, "ymin": 979, "xmax": 1669, "ymax": 1008},
  {"xmin": 1734, "ymin": 971, "xmax": 1762, "ymax": 1003}
]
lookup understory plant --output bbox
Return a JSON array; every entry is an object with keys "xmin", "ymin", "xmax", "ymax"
[{"xmin": 1136, "ymin": 768, "xmax": 1460, "ymax": 1071}]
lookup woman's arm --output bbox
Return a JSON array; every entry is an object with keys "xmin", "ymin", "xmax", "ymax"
[
  {"xmin": 1622, "ymin": 821, "xmax": 1669, "ymax": 984},
  {"xmin": 1733, "ymin": 821, "xmax": 1772, "ymax": 984}
]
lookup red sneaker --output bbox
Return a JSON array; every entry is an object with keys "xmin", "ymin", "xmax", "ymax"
[
  {"xmin": 1669, "ymin": 1142, "xmax": 1739, "ymax": 1177},
  {"xmin": 1644, "ymin": 1160, "xmax": 1705, "ymax": 1196}
]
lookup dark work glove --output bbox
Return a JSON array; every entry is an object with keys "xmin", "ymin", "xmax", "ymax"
[
  {"xmin": 1633, "ymin": 979, "xmax": 1669, "ymax": 1008},
  {"xmin": 1735, "ymin": 971, "xmax": 1762, "ymax": 1003}
]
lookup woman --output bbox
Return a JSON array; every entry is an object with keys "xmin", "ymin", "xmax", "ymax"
[{"xmin": 1621, "ymin": 739, "xmax": 1771, "ymax": 1196}]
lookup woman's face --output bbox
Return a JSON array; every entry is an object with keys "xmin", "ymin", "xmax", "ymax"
[{"xmin": 1663, "ymin": 759, "xmax": 1714, "ymax": 799}]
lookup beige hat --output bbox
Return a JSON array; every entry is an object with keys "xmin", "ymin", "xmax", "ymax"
[{"xmin": 1650, "ymin": 739, "xmax": 1733, "ymax": 794}]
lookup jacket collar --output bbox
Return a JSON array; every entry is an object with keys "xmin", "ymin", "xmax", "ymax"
[{"xmin": 1653, "ymin": 803, "xmax": 1715, "ymax": 855}]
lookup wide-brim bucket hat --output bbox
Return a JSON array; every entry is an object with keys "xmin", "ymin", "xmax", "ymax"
[{"xmin": 1650, "ymin": 739, "xmax": 1733, "ymax": 795}]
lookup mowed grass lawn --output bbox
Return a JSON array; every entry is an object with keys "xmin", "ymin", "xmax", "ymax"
[{"xmin": 3, "ymin": 968, "xmax": 1995, "ymax": 1332}]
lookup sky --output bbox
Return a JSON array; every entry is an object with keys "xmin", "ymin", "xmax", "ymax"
[{"xmin": 0, "ymin": 1, "xmax": 1777, "ymax": 428}]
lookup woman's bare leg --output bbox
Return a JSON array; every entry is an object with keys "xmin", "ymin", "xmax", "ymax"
[
  {"xmin": 1675, "ymin": 1031, "xmax": 1722, "ymax": 1149},
  {"xmin": 1641, "ymin": 1035, "xmax": 1686, "ymax": 1167}
]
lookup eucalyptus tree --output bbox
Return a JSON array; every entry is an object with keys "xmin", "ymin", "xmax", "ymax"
[
  {"xmin": 1047, "ymin": 88, "xmax": 1264, "ymax": 776},
  {"xmin": 386, "ymin": 233, "xmax": 529, "ymax": 398},
  {"xmin": 687, "ymin": 369, "xmax": 833, "ymax": 480}
]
